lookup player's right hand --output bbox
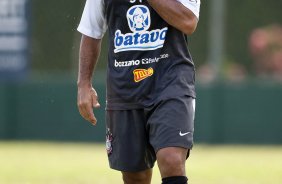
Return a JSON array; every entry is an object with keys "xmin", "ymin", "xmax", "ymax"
[{"xmin": 77, "ymin": 86, "xmax": 100, "ymax": 125}]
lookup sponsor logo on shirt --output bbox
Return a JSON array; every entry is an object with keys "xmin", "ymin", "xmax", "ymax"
[
  {"xmin": 133, "ymin": 67, "xmax": 154, "ymax": 82},
  {"xmin": 114, "ymin": 5, "xmax": 168, "ymax": 53},
  {"xmin": 114, "ymin": 53, "xmax": 169, "ymax": 68},
  {"xmin": 127, "ymin": 5, "xmax": 151, "ymax": 32}
]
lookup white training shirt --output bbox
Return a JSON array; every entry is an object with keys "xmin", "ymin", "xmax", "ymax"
[{"xmin": 77, "ymin": 0, "xmax": 201, "ymax": 39}]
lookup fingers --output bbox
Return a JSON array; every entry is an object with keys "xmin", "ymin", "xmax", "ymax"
[
  {"xmin": 91, "ymin": 88, "xmax": 100, "ymax": 108},
  {"xmin": 92, "ymin": 99, "xmax": 100, "ymax": 108},
  {"xmin": 78, "ymin": 99, "xmax": 97, "ymax": 125},
  {"xmin": 77, "ymin": 88, "xmax": 101, "ymax": 126}
]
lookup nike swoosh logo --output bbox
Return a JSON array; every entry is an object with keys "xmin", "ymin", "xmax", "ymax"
[{"xmin": 179, "ymin": 131, "xmax": 191, "ymax": 136}]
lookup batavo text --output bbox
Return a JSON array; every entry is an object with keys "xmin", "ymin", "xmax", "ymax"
[
  {"xmin": 114, "ymin": 28, "xmax": 168, "ymax": 53},
  {"xmin": 114, "ymin": 54, "xmax": 169, "ymax": 68}
]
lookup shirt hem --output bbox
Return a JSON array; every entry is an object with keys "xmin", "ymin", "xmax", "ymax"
[{"xmin": 106, "ymin": 91, "xmax": 196, "ymax": 110}]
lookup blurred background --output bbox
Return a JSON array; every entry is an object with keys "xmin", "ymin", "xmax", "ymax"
[{"xmin": 0, "ymin": 0, "xmax": 282, "ymax": 183}]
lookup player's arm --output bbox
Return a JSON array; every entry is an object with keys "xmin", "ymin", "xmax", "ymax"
[
  {"xmin": 77, "ymin": 0, "xmax": 107, "ymax": 125},
  {"xmin": 147, "ymin": 0, "xmax": 199, "ymax": 35},
  {"xmin": 77, "ymin": 35, "xmax": 101, "ymax": 125}
]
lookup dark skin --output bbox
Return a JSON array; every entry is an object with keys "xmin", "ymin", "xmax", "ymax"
[
  {"xmin": 148, "ymin": 0, "xmax": 198, "ymax": 35},
  {"xmin": 77, "ymin": 36, "xmax": 101, "ymax": 125},
  {"xmin": 77, "ymin": 0, "xmax": 198, "ymax": 183}
]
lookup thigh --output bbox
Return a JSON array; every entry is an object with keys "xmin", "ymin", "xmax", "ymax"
[
  {"xmin": 106, "ymin": 109, "xmax": 156, "ymax": 172},
  {"xmin": 147, "ymin": 96, "xmax": 195, "ymax": 153},
  {"xmin": 122, "ymin": 169, "xmax": 153, "ymax": 184},
  {"xmin": 156, "ymin": 147, "xmax": 188, "ymax": 178}
]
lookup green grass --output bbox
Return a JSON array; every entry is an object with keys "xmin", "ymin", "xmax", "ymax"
[{"xmin": 0, "ymin": 142, "xmax": 282, "ymax": 184}]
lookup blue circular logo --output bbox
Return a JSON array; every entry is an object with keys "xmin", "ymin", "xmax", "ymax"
[{"xmin": 127, "ymin": 5, "xmax": 151, "ymax": 32}]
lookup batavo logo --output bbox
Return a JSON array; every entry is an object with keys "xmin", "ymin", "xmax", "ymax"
[
  {"xmin": 114, "ymin": 5, "xmax": 168, "ymax": 53},
  {"xmin": 133, "ymin": 67, "xmax": 154, "ymax": 82}
]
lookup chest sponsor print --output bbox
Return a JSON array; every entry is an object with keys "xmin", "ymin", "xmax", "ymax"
[
  {"xmin": 114, "ymin": 5, "xmax": 168, "ymax": 53},
  {"xmin": 133, "ymin": 67, "xmax": 154, "ymax": 82}
]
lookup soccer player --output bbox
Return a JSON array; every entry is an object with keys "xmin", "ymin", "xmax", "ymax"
[{"xmin": 77, "ymin": 0, "xmax": 200, "ymax": 183}]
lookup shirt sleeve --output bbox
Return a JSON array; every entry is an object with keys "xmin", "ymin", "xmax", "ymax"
[
  {"xmin": 177, "ymin": 0, "xmax": 201, "ymax": 19},
  {"xmin": 77, "ymin": 0, "xmax": 107, "ymax": 39}
]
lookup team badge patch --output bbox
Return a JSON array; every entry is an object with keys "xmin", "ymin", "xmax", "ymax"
[
  {"xmin": 106, "ymin": 128, "xmax": 113, "ymax": 155},
  {"xmin": 133, "ymin": 67, "xmax": 154, "ymax": 82}
]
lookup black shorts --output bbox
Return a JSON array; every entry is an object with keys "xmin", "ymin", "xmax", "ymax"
[{"xmin": 105, "ymin": 96, "xmax": 195, "ymax": 172}]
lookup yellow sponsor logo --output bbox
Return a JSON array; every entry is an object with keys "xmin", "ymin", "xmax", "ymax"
[{"xmin": 133, "ymin": 67, "xmax": 154, "ymax": 82}]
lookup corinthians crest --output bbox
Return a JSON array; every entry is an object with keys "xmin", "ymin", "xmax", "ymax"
[{"xmin": 106, "ymin": 128, "xmax": 113, "ymax": 155}]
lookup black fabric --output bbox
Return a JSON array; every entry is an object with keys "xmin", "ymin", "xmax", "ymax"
[
  {"xmin": 147, "ymin": 96, "xmax": 195, "ymax": 153},
  {"xmin": 103, "ymin": 0, "xmax": 196, "ymax": 110},
  {"xmin": 106, "ymin": 96, "xmax": 194, "ymax": 172},
  {"xmin": 162, "ymin": 176, "xmax": 188, "ymax": 184},
  {"xmin": 106, "ymin": 109, "xmax": 156, "ymax": 172}
]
